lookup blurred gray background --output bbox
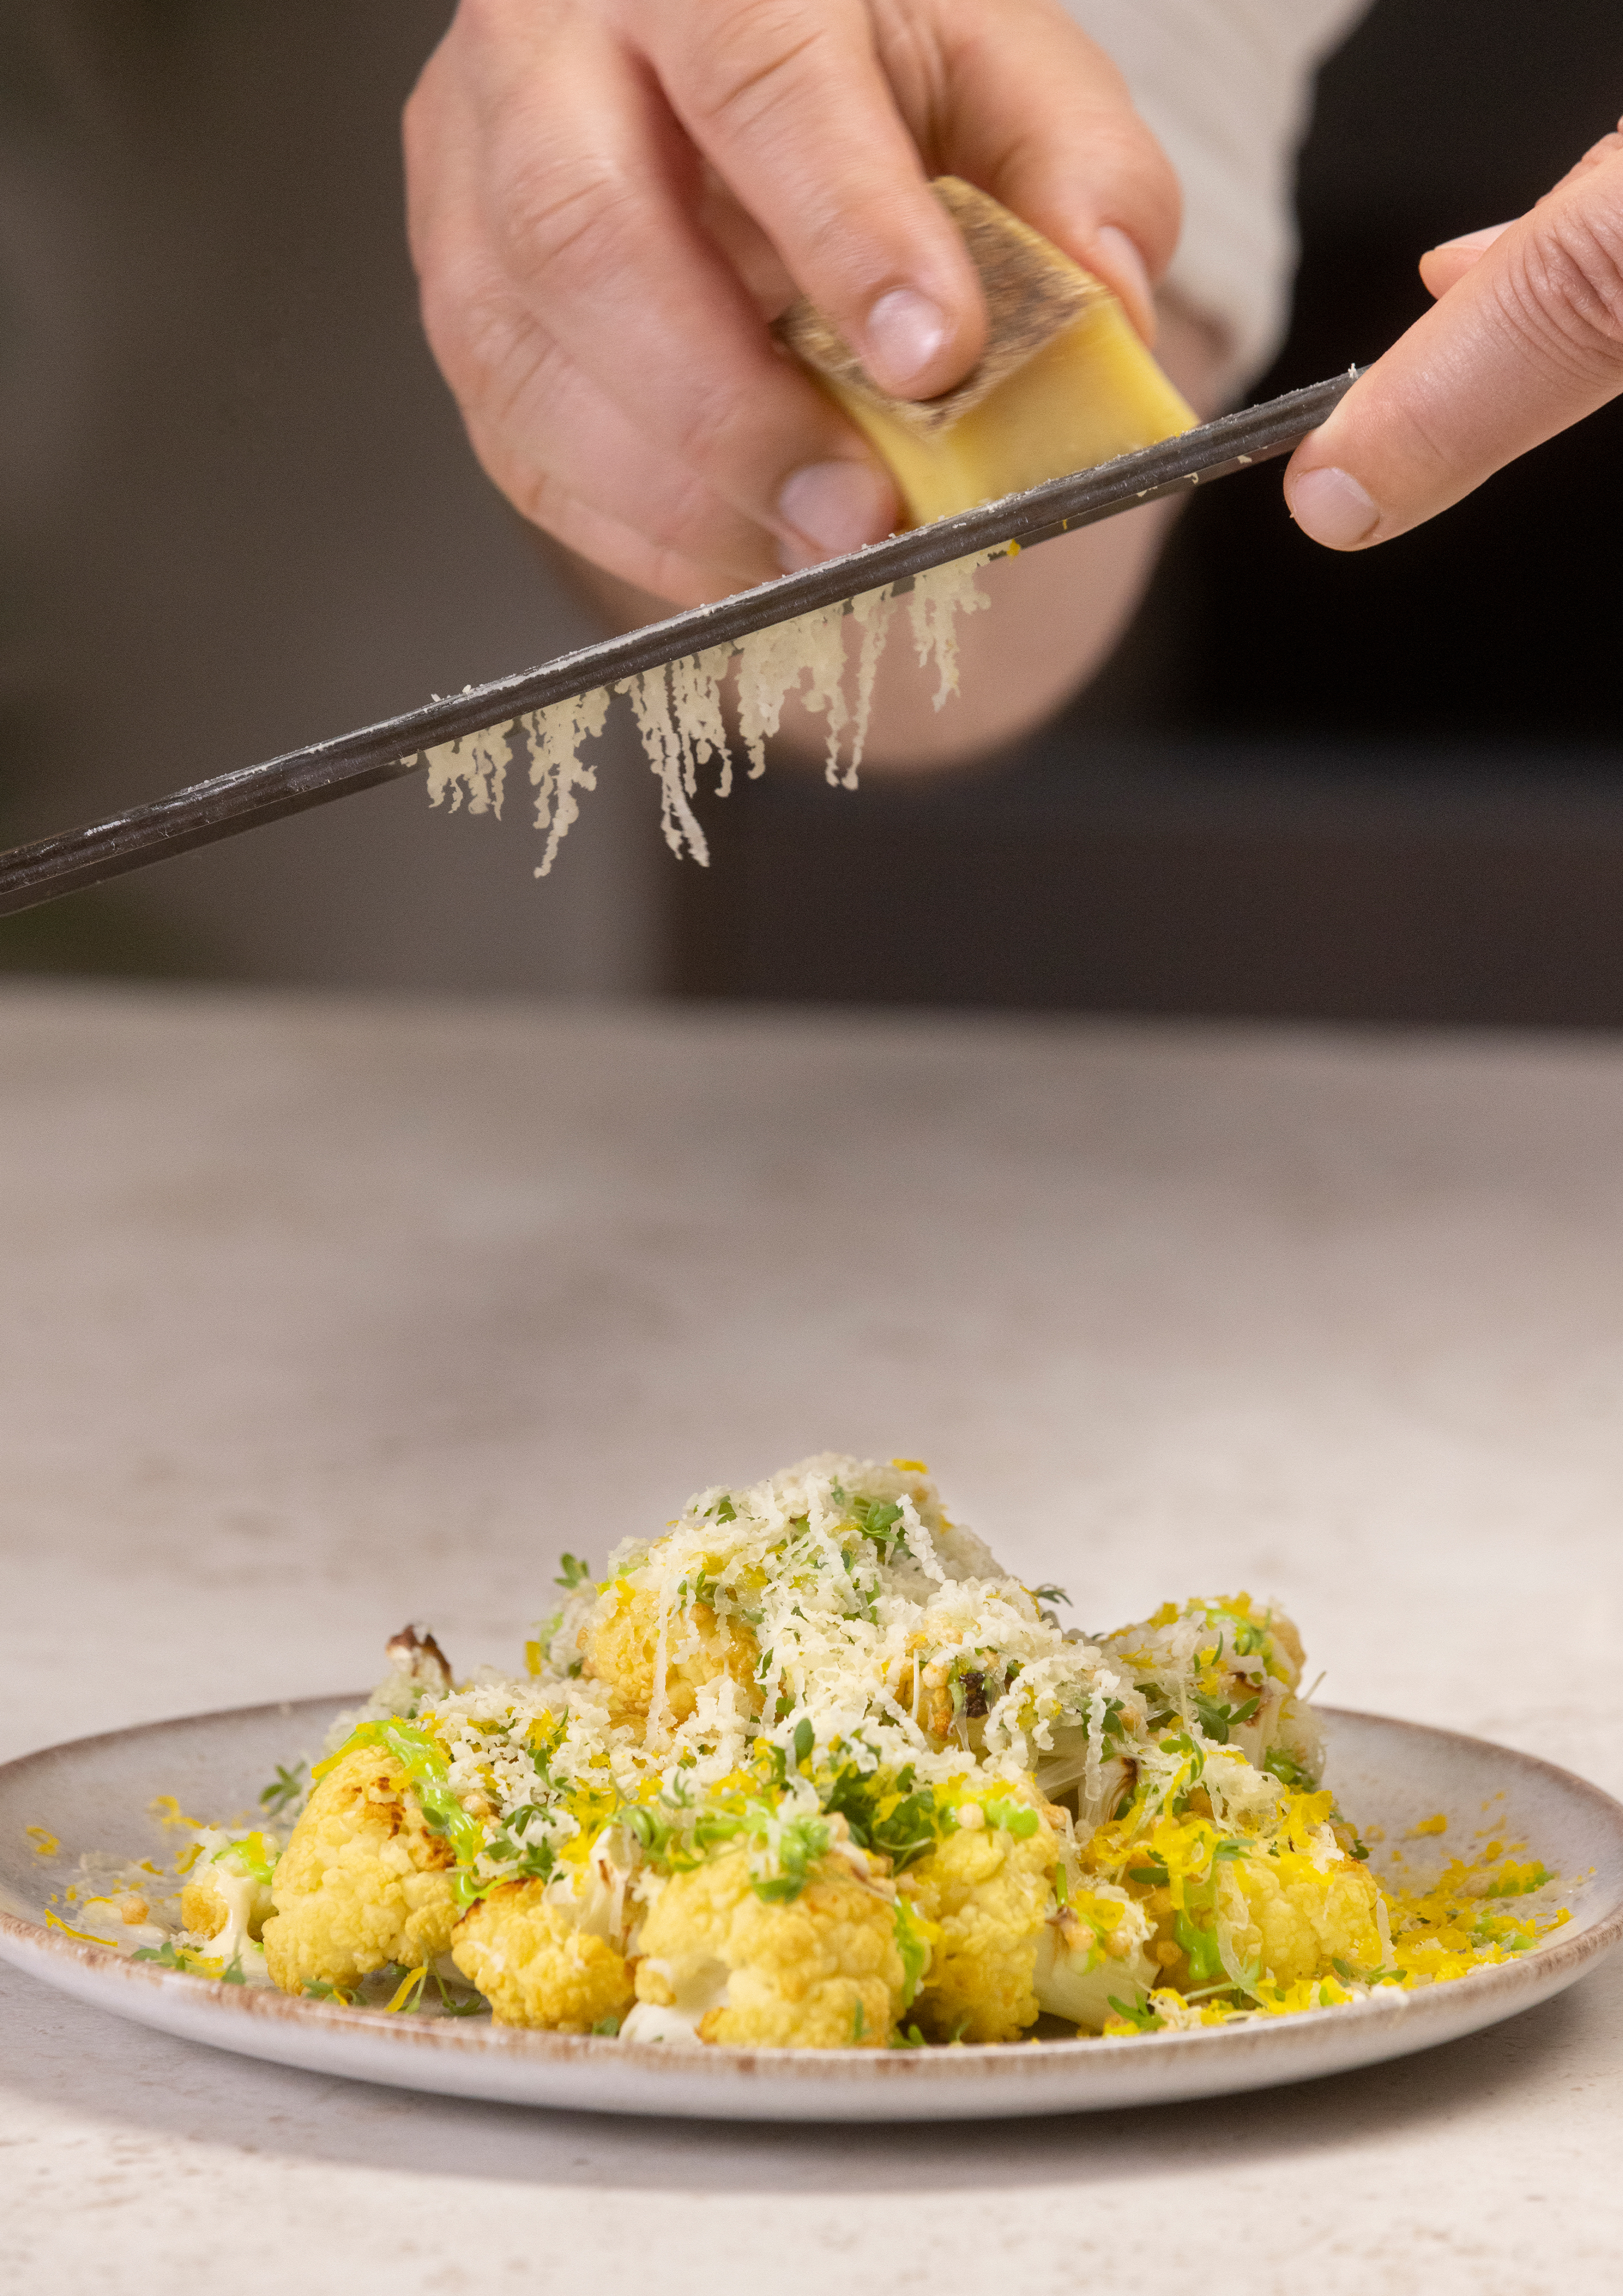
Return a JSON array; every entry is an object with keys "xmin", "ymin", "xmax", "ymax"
[{"xmin": 3, "ymin": 0, "xmax": 1621, "ymax": 1020}]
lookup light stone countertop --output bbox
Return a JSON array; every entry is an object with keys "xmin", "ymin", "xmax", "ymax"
[{"xmin": 4, "ymin": 981, "xmax": 1622, "ymax": 2292}]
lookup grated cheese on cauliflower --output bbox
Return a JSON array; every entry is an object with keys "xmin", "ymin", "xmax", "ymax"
[{"xmin": 91, "ymin": 1453, "xmax": 1567, "ymax": 2046}]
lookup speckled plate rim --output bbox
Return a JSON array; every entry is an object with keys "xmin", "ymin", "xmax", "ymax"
[{"xmin": 3, "ymin": 1699, "xmax": 1622, "ymax": 2123}]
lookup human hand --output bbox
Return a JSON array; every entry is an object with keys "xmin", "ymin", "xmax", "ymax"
[
  {"xmin": 1284, "ymin": 123, "xmax": 1623, "ymax": 550},
  {"xmin": 403, "ymin": 0, "xmax": 1181, "ymax": 606}
]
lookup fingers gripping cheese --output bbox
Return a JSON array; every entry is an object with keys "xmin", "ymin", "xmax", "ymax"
[{"xmin": 777, "ymin": 179, "xmax": 1198, "ymax": 528}]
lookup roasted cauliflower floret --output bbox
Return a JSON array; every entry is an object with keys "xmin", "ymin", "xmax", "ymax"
[
  {"xmin": 262, "ymin": 1743, "xmax": 458, "ymax": 1994},
  {"xmin": 1122, "ymin": 1851, "xmax": 1385, "ymax": 1998},
  {"xmin": 577, "ymin": 1454, "xmax": 1000, "ymax": 1732},
  {"xmin": 179, "ymin": 1833, "xmax": 276, "ymax": 1963},
  {"xmin": 1088, "ymin": 1781, "xmax": 1385, "ymax": 2000},
  {"xmin": 580, "ymin": 1582, "xmax": 759, "ymax": 1728},
  {"xmin": 1225, "ymin": 1853, "xmax": 1386, "ymax": 1988},
  {"xmin": 452, "ymin": 1879, "xmax": 636, "ymax": 2030},
  {"xmin": 1031, "ymin": 1887, "xmax": 1157, "ymax": 2030},
  {"xmin": 1101, "ymin": 1593, "xmax": 1321, "ymax": 1782},
  {"xmin": 628, "ymin": 1847, "xmax": 908, "ymax": 2047},
  {"xmin": 904, "ymin": 1799, "xmax": 1061, "ymax": 2043},
  {"xmin": 180, "ymin": 1875, "xmax": 231, "ymax": 1937}
]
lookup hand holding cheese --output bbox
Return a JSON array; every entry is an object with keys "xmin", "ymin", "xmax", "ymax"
[
  {"xmin": 1286, "ymin": 122, "xmax": 1623, "ymax": 552},
  {"xmin": 403, "ymin": 0, "xmax": 1182, "ymax": 607},
  {"xmin": 780, "ymin": 179, "xmax": 1197, "ymax": 528}
]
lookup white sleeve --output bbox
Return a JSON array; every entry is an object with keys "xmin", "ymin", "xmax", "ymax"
[{"xmin": 1058, "ymin": 0, "xmax": 1371, "ymax": 398}]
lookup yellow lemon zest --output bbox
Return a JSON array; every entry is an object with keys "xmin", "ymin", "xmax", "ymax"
[
  {"xmin": 1250, "ymin": 1974, "xmax": 1357, "ymax": 2016},
  {"xmin": 148, "ymin": 1795, "xmax": 204, "ymax": 1830},
  {"xmin": 45, "ymin": 1909, "xmax": 118, "ymax": 1948},
  {"xmin": 386, "ymin": 1965, "xmax": 430, "ymax": 2013}
]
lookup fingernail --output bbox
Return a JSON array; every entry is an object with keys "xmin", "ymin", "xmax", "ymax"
[
  {"xmin": 862, "ymin": 286, "xmax": 949, "ymax": 394},
  {"xmin": 776, "ymin": 460, "xmax": 894, "ymax": 564},
  {"xmin": 1286, "ymin": 464, "xmax": 1380, "ymax": 550},
  {"xmin": 1093, "ymin": 224, "xmax": 1154, "ymax": 331},
  {"xmin": 1434, "ymin": 221, "xmax": 1513, "ymax": 254}
]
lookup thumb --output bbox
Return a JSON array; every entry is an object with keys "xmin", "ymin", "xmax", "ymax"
[
  {"xmin": 1284, "ymin": 125, "xmax": 1623, "ymax": 550},
  {"xmin": 1417, "ymin": 220, "xmax": 1514, "ymax": 301}
]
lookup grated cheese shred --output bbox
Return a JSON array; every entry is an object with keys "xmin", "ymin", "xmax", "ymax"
[
  {"xmin": 523, "ymin": 692, "xmax": 612, "ymax": 877},
  {"xmin": 904, "ymin": 552, "xmax": 995, "ymax": 708},
  {"xmin": 617, "ymin": 664, "xmax": 713, "ymax": 866},
  {"xmin": 423, "ymin": 719, "xmax": 514, "ymax": 818}
]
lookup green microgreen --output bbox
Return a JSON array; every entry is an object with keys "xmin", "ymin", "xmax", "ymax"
[
  {"xmin": 258, "ymin": 1762, "xmax": 306, "ymax": 1817},
  {"xmin": 751, "ymin": 1814, "xmax": 830, "ymax": 1904},
  {"xmin": 131, "ymin": 1939, "xmax": 185, "ymax": 1969},
  {"xmin": 1174, "ymin": 1909, "xmax": 1225, "ymax": 1985},
  {"xmin": 981, "ymin": 1795, "xmax": 1040, "ymax": 1839},
  {"xmin": 1263, "ymin": 1747, "xmax": 1317, "ymax": 1793}
]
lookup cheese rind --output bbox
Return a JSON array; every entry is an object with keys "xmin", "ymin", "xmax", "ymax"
[{"xmin": 776, "ymin": 178, "xmax": 1198, "ymax": 528}]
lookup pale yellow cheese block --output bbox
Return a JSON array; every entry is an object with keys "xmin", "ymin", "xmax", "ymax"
[{"xmin": 776, "ymin": 177, "xmax": 1198, "ymax": 529}]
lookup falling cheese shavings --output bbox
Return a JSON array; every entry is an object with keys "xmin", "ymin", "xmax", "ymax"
[
  {"xmin": 619, "ymin": 636, "xmax": 740, "ymax": 866},
  {"xmin": 736, "ymin": 600, "xmax": 849, "ymax": 789},
  {"xmin": 420, "ymin": 546, "xmax": 1004, "ymax": 870},
  {"xmin": 522, "ymin": 691, "xmax": 612, "ymax": 878},
  {"xmin": 422, "ymin": 717, "xmax": 515, "ymax": 819},
  {"xmin": 668, "ymin": 645, "xmax": 737, "ymax": 798},
  {"xmin": 618, "ymin": 663, "xmax": 715, "ymax": 867},
  {"xmin": 733, "ymin": 610, "xmax": 828, "ymax": 779},
  {"xmin": 845, "ymin": 585, "xmax": 896, "ymax": 788},
  {"xmin": 905, "ymin": 552, "xmax": 995, "ymax": 709},
  {"xmin": 778, "ymin": 602, "xmax": 849, "ymax": 783}
]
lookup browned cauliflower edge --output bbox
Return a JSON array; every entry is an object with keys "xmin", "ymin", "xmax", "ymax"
[{"xmin": 262, "ymin": 1743, "xmax": 459, "ymax": 1994}]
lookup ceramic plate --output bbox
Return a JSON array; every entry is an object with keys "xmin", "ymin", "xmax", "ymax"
[{"xmin": 2, "ymin": 1697, "xmax": 1620, "ymax": 2122}]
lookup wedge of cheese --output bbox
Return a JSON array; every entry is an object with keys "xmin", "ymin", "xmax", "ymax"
[{"xmin": 775, "ymin": 177, "xmax": 1197, "ymax": 529}]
